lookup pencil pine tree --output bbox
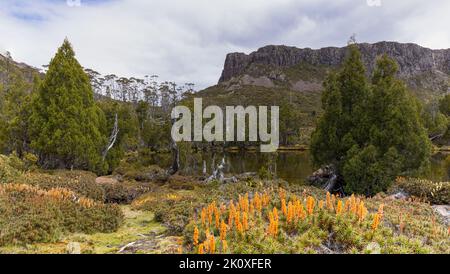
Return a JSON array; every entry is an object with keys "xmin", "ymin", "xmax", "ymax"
[{"xmin": 29, "ymin": 39, "xmax": 107, "ymax": 173}]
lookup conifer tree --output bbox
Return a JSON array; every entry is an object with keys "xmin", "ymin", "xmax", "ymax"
[
  {"xmin": 29, "ymin": 39, "xmax": 107, "ymax": 172},
  {"xmin": 311, "ymin": 45, "xmax": 431, "ymax": 195}
]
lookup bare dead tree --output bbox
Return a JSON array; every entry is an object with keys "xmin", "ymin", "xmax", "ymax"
[{"xmin": 102, "ymin": 113, "xmax": 119, "ymax": 161}]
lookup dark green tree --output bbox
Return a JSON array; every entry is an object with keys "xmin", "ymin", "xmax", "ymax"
[
  {"xmin": 29, "ymin": 39, "xmax": 107, "ymax": 172},
  {"xmin": 311, "ymin": 44, "xmax": 369, "ymax": 167},
  {"xmin": 311, "ymin": 45, "xmax": 431, "ymax": 195}
]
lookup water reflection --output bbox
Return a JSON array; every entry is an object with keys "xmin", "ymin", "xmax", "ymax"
[{"xmin": 145, "ymin": 151, "xmax": 449, "ymax": 184}]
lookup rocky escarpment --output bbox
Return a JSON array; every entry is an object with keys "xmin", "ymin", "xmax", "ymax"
[{"xmin": 219, "ymin": 42, "xmax": 450, "ymax": 96}]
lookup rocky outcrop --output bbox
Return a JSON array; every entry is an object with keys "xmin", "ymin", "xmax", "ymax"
[{"xmin": 219, "ymin": 42, "xmax": 450, "ymax": 94}]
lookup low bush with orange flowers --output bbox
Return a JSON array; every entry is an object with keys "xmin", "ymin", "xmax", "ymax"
[{"xmin": 0, "ymin": 183, "xmax": 124, "ymax": 246}]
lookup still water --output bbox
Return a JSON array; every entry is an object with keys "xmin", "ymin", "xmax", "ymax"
[{"xmin": 147, "ymin": 151, "xmax": 449, "ymax": 184}]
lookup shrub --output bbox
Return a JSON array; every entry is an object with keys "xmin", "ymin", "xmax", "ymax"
[
  {"xmin": 0, "ymin": 154, "xmax": 22, "ymax": 183},
  {"xmin": 132, "ymin": 188, "xmax": 199, "ymax": 234},
  {"xmin": 99, "ymin": 180, "xmax": 156, "ymax": 204},
  {"xmin": 394, "ymin": 177, "xmax": 450, "ymax": 204},
  {"xmin": 114, "ymin": 161, "xmax": 167, "ymax": 183},
  {"xmin": 19, "ymin": 170, "xmax": 105, "ymax": 201},
  {"xmin": 0, "ymin": 184, "xmax": 123, "ymax": 246}
]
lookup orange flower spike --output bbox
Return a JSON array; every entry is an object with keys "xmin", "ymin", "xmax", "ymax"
[
  {"xmin": 193, "ymin": 226, "xmax": 199, "ymax": 246},
  {"xmin": 220, "ymin": 220, "xmax": 227, "ymax": 240},
  {"xmin": 273, "ymin": 207, "xmax": 279, "ymax": 221},
  {"xmin": 372, "ymin": 213, "xmax": 381, "ymax": 230},
  {"xmin": 281, "ymin": 199, "xmax": 287, "ymax": 217},
  {"xmin": 306, "ymin": 196, "xmax": 315, "ymax": 215},
  {"xmin": 214, "ymin": 208, "xmax": 220, "ymax": 229},
  {"xmin": 290, "ymin": 202, "xmax": 295, "ymax": 222},
  {"xmin": 209, "ymin": 235, "xmax": 216, "ymax": 254},
  {"xmin": 326, "ymin": 192, "xmax": 332, "ymax": 210},
  {"xmin": 331, "ymin": 194, "xmax": 336, "ymax": 208},
  {"xmin": 336, "ymin": 200, "xmax": 343, "ymax": 215},
  {"xmin": 201, "ymin": 208, "xmax": 207, "ymax": 227},
  {"xmin": 235, "ymin": 210, "xmax": 241, "ymax": 227},
  {"xmin": 242, "ymin": 212, "xmax": 249, "ymax": 231},
  {"xmin": 198, "ymin": 243, "xmax": 205, "ymax": 254},
  {"xmin": 298, "ymin": 203, "xmax": 306, "ymax": 220},
  {"xmin": 350, "ymin": 195, "xmax": 357, "ymax": 214},
  {"xmin": 228, "ymin": 202, "xmax": 235, "ymax": 228},
  {"xmin": 319, "ymin": 200, "xmax": 324, "ymax": 210},
  {"xmin": 344, "ymin": 199, "xmax": 350, "ymax": 212},
  {"xmin": 287, "ymin": 201, "xmax": 295, "ymax": 224},
  {"xmin": 208, "ymin": 209, "xmax": 213, "ymax": 226},
  {"xmin": 205, "ymin": 227, "xmax": 210, "ymax": 238}
]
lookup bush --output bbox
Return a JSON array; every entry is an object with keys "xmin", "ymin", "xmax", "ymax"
[
  {"xmin": 114, "ymin": 162, "xmax": 167, "ymax": 183},
  {"xmin": 394, "ymin": 177, "xmax": 450, "ymax": 204},
  {"xmin": 0, "ymin": 154, "xmax": 22, "ymax": 183},
  {"xmin": 0, "ymin": 184, "xmax": 123, "ymax": 246},
  {"xmin": 19, "ymin": 170, "xmax": 105, "ymax": 201},
  {"xmin": 99, "ymin": 179, "xmax": 156, "ymax": 204},
  {"xmin": 132, "ymin": 188, "xmax": 199, "ymax": 234}
]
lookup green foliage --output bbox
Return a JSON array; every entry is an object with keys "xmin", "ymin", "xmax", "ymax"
[
  {"xmin": 132, "ymin": 189, "xmax": 199, "ymax": 234},
  {"xmin": 97, "ymin": 99, "xmax": 140, "ymax": 172},
  {"xmin": 439, "ymin": 93, "xmax": 450, "ymax": 116},
  {"xmin": 394, "ymin": 177, "xmax": 450, "ymax": 204},
  {"xmin": 29, "ymin": 39, "xmax": 107, "ymax": 173},
  {"xmin": 0, "ymin": 57, "xmax": 38, "ymax": 155},
  {"xmin": 438, "ymin": 94, "xmax": 450, "ymax": 141},
  {"xmin": 0, "ymin": 184, "xmax": 123, "ymax": 246},
  {"xmin": 0, "ymin": 154, "xmax": 22, "ymax": 183},
  {"xmin": 311, "ymin": 45, "xmax": 431, "ymax": 195}
]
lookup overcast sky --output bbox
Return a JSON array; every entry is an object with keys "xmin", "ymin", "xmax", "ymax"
[{"xmin": 1, "ymin": 0, "xmax": 449, "ymax": 89}]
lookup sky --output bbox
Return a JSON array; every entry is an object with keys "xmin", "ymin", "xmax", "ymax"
[{"xmin": 0, "ymin": 0, "xmax": 449, "ymax": 89}]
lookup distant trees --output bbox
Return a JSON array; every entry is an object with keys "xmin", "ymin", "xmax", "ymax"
[
  {"xmin": 311, "ymin": 44, "xmax": 431, "ymax": 195},
  {"xmin": 0, "ymin": 53, "xmax": 37, "ymax": 156},
  {"xmin": 29, "ymin": 39, "xmax": 107, "ymax": 172}
]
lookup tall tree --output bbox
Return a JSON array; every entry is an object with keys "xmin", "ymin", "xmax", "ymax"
[
  {"xmin": 29, "ymin": 39, "xmax": 107, "ymax": 172},
  {"xmin": 311, "ymin": 45, "xmax": 431, "ymax": 195}
]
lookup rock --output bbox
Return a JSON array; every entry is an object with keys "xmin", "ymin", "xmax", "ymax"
[
  {"xmin": 432, "ymin": 205, "xmax": 450, "ymax": 226},
  {"xmin": 66, "ymin": 242, "xmax": 81, "ymax": 254},
  {"xmin": 365, "ymin": 242, "xmax": 381, "ymax": 254},
  {"xmin": 387, "ymin": 191, "xmax": 409, "ymax": 200},
  {"xmin": 307, "ymin": 165, "xmax": 334, "ymax": 185},
  {"xmin": 95, "ymin": 176, "xmax": 119, "ymax": 185},
  {"xmin": 218, "ymin": 42, "xmax": 450, "ymax": 94}
]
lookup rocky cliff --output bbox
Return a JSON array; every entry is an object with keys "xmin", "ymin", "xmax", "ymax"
[{"xmin": 218, "ymin": 42, "xmax": 450, "ymax": 96}]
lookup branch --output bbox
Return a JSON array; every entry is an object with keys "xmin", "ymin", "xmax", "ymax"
[{"xmin": 102, "ymin": 113, "xmax": 119, "ymax": 161}]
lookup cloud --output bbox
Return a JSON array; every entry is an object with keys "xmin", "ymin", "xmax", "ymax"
[{"xmin": 0, "ymin": 0, "xmax": 449, "ymax": 89}]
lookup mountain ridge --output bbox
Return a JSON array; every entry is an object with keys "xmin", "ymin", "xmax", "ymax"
[{"xmin": 218, "ymin": 41, "xmax": 450, "ymax": 98}]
